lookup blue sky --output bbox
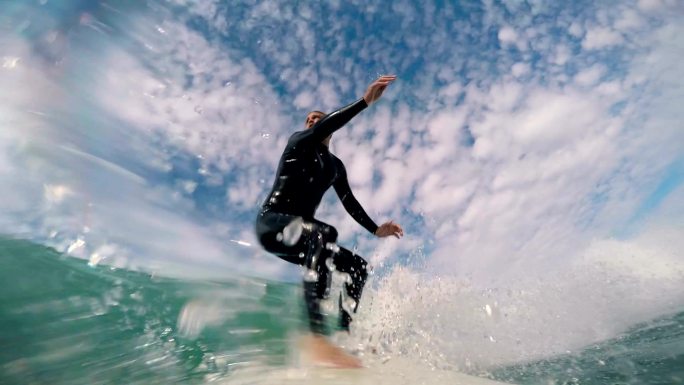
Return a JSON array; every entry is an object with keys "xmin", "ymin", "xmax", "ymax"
[{"xmin": 0, "ymin": 0, "xmax": 682, "ymax": 282}]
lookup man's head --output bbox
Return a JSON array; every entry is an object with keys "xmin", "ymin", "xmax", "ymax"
[{"xmin": 305, "ymin": 110, "xmax": 326, "ymax": 129}]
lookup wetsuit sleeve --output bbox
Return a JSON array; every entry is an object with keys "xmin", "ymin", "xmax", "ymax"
[
  {"xmin": 333, "ymin": 159, "xmax": 378, "ymax": 235},
  {"xmin": 294, "ymin": 98, "xmax": 368, "ymax": 145}
]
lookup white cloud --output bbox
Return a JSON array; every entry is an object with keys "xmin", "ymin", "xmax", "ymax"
[
  {"xmin": 293, "ymin": 90, "xmax": 315, "ymax": 110},
  {"xmin": 498, "ymin": 26, "xmax": 519, "ymax": 45},
  {"xmin": 498, "ymin": 25, "xmax": 528, "ymax": 51},
  {"xmin": 637, "ymin": 0, "xmax": 665, "ymax": 11},
  {"xmin": 568, "ymin": 21, "xmax": 584, "ymax": 37},
  {"xmin": 511, "ymin": 62, "xmax": 530, "ymax": 78},
  {"xmin": 582, "ymin": 27, "xmax": 623, "ymax": 50},
  {"xmin": 438, "ymin": 81, "xmax": 462, "ymax": 99},
  {"xmin": 574, "ymin": 63, "xmax": 606, "ymax": 87},
  {"xmin": 615, "ymin": 8, "xmax": 645, "ymax": 31},
  {"xmin": 346, "ymin": 150, "xmax": 374, "ymax": 186},
  {"xmin": 43, "ymin": 184, "xmax": 74, "ymax": 204},
  {"xmin": 551, "ymin": 45, "xmax": 571, "ymax": 66}
]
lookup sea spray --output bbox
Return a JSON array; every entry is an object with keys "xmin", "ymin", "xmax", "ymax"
[{"xmin": 350, "ymin": 231, "xmax": 684, "ymax": 373}]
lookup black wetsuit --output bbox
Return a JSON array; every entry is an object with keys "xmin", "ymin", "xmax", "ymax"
[{"xmin": 255, "ymin": 98, "xmax": 377, "ymax": 335}]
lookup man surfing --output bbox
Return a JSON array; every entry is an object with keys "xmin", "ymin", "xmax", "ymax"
[{"xmin": 255, "ymin": 75, "xmax": 403, "ymax": 368}]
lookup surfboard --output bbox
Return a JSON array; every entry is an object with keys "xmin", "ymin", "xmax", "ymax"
[{"xmin": 224, "ymin": 356, "xmax": 515, "ymax": 385}]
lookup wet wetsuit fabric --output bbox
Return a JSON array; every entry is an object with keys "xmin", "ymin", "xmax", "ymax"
[{"xmin": 255, "ymin": 98, "xmax": 376, "ymax": 335}]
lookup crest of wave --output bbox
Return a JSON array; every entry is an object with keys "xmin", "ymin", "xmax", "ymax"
[{"xmin": 349, "ymin": 227, "xmax": 684, "ymax": 372}]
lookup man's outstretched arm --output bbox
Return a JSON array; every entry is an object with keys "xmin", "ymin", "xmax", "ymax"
[
  {"xmin": 298, "ymin": 98, "xmax": 368, "ymax": 144},
  {"xmin": 295, "ymin": 75, "xmax": 397, "ymax": 145}
]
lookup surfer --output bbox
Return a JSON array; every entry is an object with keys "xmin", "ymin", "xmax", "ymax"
[{"xmin": 255, "ymin": 75, "xmax": 403, "ymax": 368}]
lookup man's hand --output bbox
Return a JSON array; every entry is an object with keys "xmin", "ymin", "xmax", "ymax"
[
  {"xmin": 375, "ymin": 221, "xmax": 404, "ymax": 239},
  {"xmin": 364, "ymin": 75, "xmax": 397, "ymax": 105}
]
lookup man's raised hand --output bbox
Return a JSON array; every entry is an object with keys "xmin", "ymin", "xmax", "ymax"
[
  {"xmin": 375, "ymin": 220, "xmax": 404, "ymax": 239},
  {"xmin": 364, "ymin": 75, "xmax": 397, "ymax": 105}
]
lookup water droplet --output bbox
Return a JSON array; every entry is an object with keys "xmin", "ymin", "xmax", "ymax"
[
  {"xmin": 340, "ymin": 296, "xmax": 357, "ymax": 313},
  {"xmin": 282, "ymin": 217, "xmax": 303, "ymax": 246},
  {"xmin": 298, "ymin": 252, "xmax": 305, "ymax": 259},
  {"xmin": 325, "ymin": 242, "xmax": 340, "ymax": 253},
  {"xmin": 304, "ymin": 269, "xmax": 318, "ymax": 282},
  {"xmin": 88, "ymin": 253, "xmax": 102, "ymax": 267},
  {"xmin": 321, "ymin": 299, "xmax": 335, "ymax": 312},
  {"xmin": 2, "ymin": 56, "xmax": 21, "ymax": 69},
  {"xmin": 276, "ymin": 232, "xmax": 283, "ymax": 242},
  {"xmin": 67, "ymin": 238, "xmax": 86, "ymax": 254},
  {"xmin": 223, "ymin": 81, "xmax": 232, "ymax": 87},
  {"xmin": 261, "ymin": 133, "xmax": 270, "ymax": 139},
  {"xmin": 325, "ymin": 257, "xmax": 336, "ymax": 271}
]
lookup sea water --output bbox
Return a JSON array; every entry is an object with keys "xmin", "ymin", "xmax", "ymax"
[{"xmin": 2, "ymin": 238, "xmax": 683, "ymax": 384}]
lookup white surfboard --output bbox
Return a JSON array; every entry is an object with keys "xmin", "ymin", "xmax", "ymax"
[{"xmin": 224, "ymin": 356, "xmax": 515, "ymax": 385}]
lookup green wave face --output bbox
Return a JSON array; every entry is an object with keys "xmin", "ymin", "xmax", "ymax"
[
  {"xmin": 489, "ymin": 313, "xmax": 684, "ymax": 385},
  {"xmin": 0, "ymin": 238, "xmax": 302, "ymax": 385}
]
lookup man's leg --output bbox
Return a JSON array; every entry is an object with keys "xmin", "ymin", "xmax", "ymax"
[
  {"xmin": 301, "ymin": 220, "xmax": 339, "ymax": 335},
  {"xmin": 298, "ymin": 219, "xmax": 369, "ymax": 333},
  {"xmin": 256, "ymin": 212, "xmax": 362, "ymax": 367},
  {"xmin": 299, "ymin": 228, "xmax": 364, "ymax": 368},
  {"xmin": 257, "ymin": 211, "xmax": 329, "ymax": 333},
  {"xmin": 331, "ymin": 247, "xmax": 369, "ymax": 332}
]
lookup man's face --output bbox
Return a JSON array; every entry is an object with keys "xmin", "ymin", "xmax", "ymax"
[{"xmin": 305, "ymin": 112, "xmax": 325, "ymax": 129}]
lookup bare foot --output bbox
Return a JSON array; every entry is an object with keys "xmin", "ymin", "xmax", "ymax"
[{"xmin": 300, "ymin": 334, "xmax": 363, "ymax": 369}]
